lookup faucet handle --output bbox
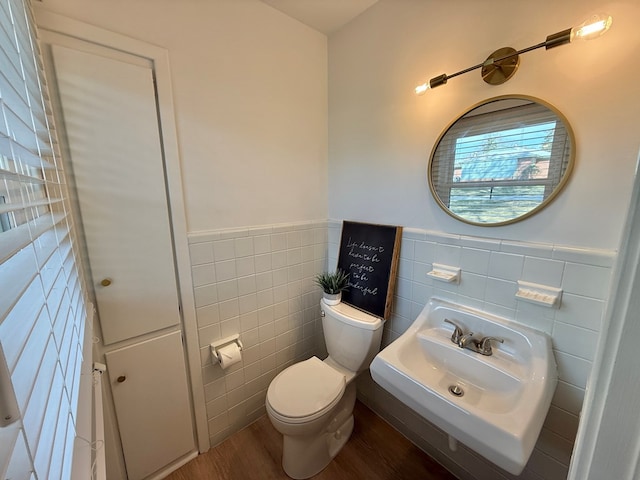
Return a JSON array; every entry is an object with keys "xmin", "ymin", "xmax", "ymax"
[
  {"xmin": 444, "ymin": 318, "xmax": 465, "ymax": 344},
  {"xmin": 478, "ymin": 336, "xmax": 504, "ymax": 355}
]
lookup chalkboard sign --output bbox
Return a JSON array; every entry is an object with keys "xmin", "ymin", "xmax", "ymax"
[{"xmin": 337, "ymin": 221, "xmax": 402, "ymax": 319}]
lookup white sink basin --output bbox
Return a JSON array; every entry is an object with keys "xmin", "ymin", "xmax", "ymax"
[{"xmin": 370, "ymin": 298, "xmax": 557, "ymax": 475}]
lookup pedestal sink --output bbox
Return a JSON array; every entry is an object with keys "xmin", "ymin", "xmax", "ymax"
[{"xmin": 370, "ymin": 298, "xmax": 557, "ymax": 475}]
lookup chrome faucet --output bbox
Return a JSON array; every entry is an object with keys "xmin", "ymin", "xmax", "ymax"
[
  {"xmin": 477, "ymin": 336, "xmax": 504, "ymax": 356},
  {"xmin": 457, "ymin": 332, "xmax": 477, "ymax": 349},
  {"xmin": 443, "ymin": 318, "xmax": 464, "ymax": 344},
  {"xmin": 458, "ymin": 334, "xmax": 504, "ymax": 356},
  {"xmin": 443, "ymin": 318, "xmax": 504, "ymax": 356}
]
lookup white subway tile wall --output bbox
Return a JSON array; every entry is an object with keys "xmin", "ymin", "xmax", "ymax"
[
  {"xmin": 190, "ymin": 219, "xmax": 613, "ymax": 479},
  {"xmin": 188, "ymin": 221, "xmax": 327, "ymax": 447},
  {"xmin": 327, "ymin": 220, "xmax": 615, "ymax": 480}
]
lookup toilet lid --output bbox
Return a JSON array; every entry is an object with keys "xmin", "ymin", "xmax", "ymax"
[{"xmin": 267, "ymin": 356, "xmax": 346, "ymax": 419}]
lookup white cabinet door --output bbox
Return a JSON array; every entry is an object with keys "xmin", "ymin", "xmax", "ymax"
[
  {"xmin": 105, "ymin": 332, "xmax": 194, "ymax": 480},
  {"xmin": 47, "ymin": 38, "xmax": 196, "ymax": 478},
  {"xmin": 50, "ymin": 44, "xmax": 180, "ymax": 345}
]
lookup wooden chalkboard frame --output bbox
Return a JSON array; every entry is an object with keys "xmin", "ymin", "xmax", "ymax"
[{"xmin": 336, "ymin": 221, "xmax": 402, "ymax": 319}]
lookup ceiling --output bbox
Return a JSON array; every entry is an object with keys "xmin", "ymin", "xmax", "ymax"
[{"xmin": 259, "ymin": 0, "xmax": 380, "ymax": 35}]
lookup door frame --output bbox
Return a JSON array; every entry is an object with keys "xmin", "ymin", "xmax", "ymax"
[{"xmin": 34, "ymin": 8, "xmax": 209, "ymax": 454}]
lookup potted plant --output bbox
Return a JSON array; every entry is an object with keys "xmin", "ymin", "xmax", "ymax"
[{"xmin": 314, "ymin": 269, "xmax": 350, "ymax": 305}]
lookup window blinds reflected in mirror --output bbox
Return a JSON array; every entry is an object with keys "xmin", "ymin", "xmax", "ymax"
[{"xmin": 429, "ymin": 96, "xmax": 574, "ymax": 226}]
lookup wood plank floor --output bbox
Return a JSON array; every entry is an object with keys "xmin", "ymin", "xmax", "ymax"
[{"xmin": 165, "ymin": 401, "xmax": 457, "ymax": 480}]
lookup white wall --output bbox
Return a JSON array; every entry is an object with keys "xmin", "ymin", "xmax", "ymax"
[
  {"xmin": 327, "ymin": 0, "xmax": 640, "ymax": 478},
  {"xmin": 32, "ymin": 0, "xmax": 640, "ymax": 477},
  {"xmin": 568, "ymin": 156, "xmax": 640, "ymax": 480},
  {"xmin": 328, "ymin": 0, "xmax": 640, "ymax": 250},
  {"xmin": 35, "ymin": 0, "xmax": 330, "ymax": 473},
  {"xmin": 39, "ymin": 0, "xmax": 329, "ymax": 233}
]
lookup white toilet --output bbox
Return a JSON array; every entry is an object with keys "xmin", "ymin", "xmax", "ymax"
[{"xmin": 266, "ymin": 299, "xmax": 384, "ymax": 479}]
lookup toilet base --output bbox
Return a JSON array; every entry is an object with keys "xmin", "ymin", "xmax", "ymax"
[
  {"xmin": 279, "ymin": 383, "xmax": 356, "ymax": 479},
  {"xmin": 282, "ymin": 414, "xmax": 354, "ymax": 479}
]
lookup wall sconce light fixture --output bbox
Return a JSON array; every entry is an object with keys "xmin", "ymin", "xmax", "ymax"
[{"xmin": 415, "ymin": 13, "xmax": 612, "ymax": 95}]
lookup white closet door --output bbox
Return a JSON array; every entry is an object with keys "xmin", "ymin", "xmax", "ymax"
[
  {"xmin": 105, "ymin": 331, "xmax": 194, "ymax": 480},
  {"xmin": 51, "ymin": 44, "xmax": 180, "ymax": 345}
]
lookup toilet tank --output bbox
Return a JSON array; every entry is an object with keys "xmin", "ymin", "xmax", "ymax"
[{"xmin": 321, "ymin": 300, "xmax": 385, "ymax": 373}]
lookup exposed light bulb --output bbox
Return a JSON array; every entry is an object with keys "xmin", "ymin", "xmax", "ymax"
[
  {"xmin": 415, "ymin": 83, "xmax": 429, "ymax": 95},
  {"xmin": 546, "ymin": 13, "xmax": 613, "ymax": 49},
  {"xmin": 414, "ymin": 74, "xmax": 448, "ymax": 95},
  {"xmin": 571, "ymin": 13, "xmax": 612, "ymax": 41}
]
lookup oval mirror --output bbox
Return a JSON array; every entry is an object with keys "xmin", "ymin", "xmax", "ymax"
[{"xmin": 428, "ymin": 95, "xmax": 575, "ymax": 226}]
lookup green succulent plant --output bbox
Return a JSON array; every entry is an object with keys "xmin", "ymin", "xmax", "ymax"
[{"xmin": 314, "ymin": 269, "xmax": 350, "ymax": 294}]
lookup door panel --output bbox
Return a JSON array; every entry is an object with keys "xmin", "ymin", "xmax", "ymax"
[
  {"xmin": 50, "ymin": 45, "xmax": 180, "ymax": 345},
  {"xmin": 105, "ymin": 332, "xmax": 194, "ymax": 480}
]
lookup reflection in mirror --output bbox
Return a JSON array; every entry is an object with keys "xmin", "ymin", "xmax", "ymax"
[{"xmin": 428, "ymin": 96, "xmax": 574, "ymax": 226}]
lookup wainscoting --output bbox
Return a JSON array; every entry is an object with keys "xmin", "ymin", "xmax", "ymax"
[
  {"xmin": 188, "ymin": 219, "xmax": 615, "ymax": 480},
  {"xmin": 330, "ymin": 222, "xmax": 615, "ymax": 480},
  {"xmin": 188, "ymin": 221, "xmax": 328, "ymax": 447}
]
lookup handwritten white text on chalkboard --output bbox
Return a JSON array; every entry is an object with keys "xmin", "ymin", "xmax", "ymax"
[
  {"xmin": 349, "ymin": 282, "xmax": 378, "ymax": 296},
  {"xmin": 346, "ymin": 237, "xmax": 386, "ymax": 297}
]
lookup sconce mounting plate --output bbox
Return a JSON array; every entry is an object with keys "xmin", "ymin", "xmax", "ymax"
[{"xmin": 481, "ymin": 47, "xmax": 520, "ymax": 85}]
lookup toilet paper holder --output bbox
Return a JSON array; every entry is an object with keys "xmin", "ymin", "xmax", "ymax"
[{"xmin": 210, "ymin": 334, "xmax": 244, "ymax": 364}]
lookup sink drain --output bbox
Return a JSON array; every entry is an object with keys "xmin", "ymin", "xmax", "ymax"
[{"xmin": 448, "ymin": 385, "xmax": 464, "ymax": 397}]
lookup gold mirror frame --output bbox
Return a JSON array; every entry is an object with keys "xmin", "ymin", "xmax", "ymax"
[{"xmin": 428, "ymin": 95, "xmax": 575, "ymax": 226}]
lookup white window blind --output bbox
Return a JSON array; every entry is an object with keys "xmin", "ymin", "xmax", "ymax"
[{"xmin": 0, "ymin": 0, "xmax": 89, "ymax": 479}]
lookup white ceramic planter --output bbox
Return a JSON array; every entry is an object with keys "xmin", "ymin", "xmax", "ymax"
[{"xmin": 323, "ymin": 292, "xmax": 341, "ymax": 305}]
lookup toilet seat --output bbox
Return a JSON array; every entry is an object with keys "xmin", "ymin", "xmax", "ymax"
[{"xmin": 267, "ymin": 356, "xmax": 345, "ymax": 424}]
